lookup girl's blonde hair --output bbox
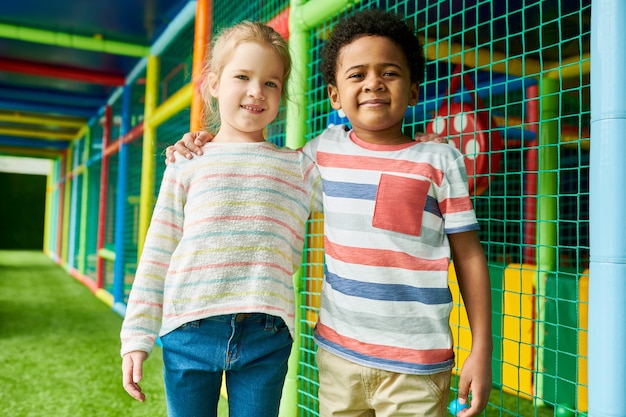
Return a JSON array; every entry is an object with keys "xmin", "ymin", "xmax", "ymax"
[{"xmin": 199, "ymin": 21, "xmax": 291, "ymax": 133}]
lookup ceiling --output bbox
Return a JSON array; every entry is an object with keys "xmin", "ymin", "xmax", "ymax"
[
  {"xmin": 0, "ymin": 0, "xmax": 192, "ymax": 157},
  {"xmin": 0, "ymin": 0, "xmax": 591, "ymax": 162}
]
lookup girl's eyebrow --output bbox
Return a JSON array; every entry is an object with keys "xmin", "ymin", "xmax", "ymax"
[{"xmin": 228, "ymin": 67, "xmax": 283, "ymax": 81}]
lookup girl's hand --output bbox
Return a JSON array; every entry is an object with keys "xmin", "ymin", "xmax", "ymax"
[
  {"xmin": 122, "ymin": 351, "xmax": 148, "ymax": 402},
  {"xmin": 415, "ymin": 132, "xmax": 448, "ymax": 143}
]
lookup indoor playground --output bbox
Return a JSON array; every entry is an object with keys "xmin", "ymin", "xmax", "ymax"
[{"xmin": 0, "ymin": 0, "xmax": 624, "ymax": 416}]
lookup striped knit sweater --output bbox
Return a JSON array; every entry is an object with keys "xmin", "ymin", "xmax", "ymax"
[
  {"xmin": 302, "ymin": 125, "xmax": 479, "ymax": 375},
  {"xmin": 120, "ymin": 141, "xmax": 321, "ymax": 356}
]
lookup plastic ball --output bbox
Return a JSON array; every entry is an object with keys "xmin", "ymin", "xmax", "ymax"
[
  {"xmin": 555, "ymin": 405, "xmax": 575, "ymax": 417},
  {"xmin": 448, "ymin": 399, "xmax": 469, "ymax": 415}
]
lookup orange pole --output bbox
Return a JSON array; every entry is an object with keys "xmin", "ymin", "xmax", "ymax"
[{"xmin": 190, "ymin": 0, "xmax": 212, "ymax": 131}]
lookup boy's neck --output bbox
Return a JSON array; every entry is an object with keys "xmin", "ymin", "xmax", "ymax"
[{"xmin": 351, "ymin": 128, "xmax": 413, "ymax": 146}]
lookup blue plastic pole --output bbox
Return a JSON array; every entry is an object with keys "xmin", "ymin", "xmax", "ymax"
[
  {"xmin": 112, "ymin": 85, "xmax": 131, "ymax": 313},
  {"xmin": 589, "ymin": 1, "xmax": 626, "ymax": 415}
]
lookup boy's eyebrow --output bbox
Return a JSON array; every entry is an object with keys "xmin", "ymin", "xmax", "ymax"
[{"xmin": 343, "ymin": 62, "xmax": 404, "ymax": 74}]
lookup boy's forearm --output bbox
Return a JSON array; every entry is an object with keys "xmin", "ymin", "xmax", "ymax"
[
  {"xmin": 457, "ymin": 259, "xmax": 492, "ymax": 348},
  {"xmin": 449, "ymin": 232, "xmax": 493, "ymax": 351}
]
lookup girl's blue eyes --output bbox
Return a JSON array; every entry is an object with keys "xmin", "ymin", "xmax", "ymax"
[{"xmin": 234, "ymin": 75, "xmax": 279, "ymax": 88}]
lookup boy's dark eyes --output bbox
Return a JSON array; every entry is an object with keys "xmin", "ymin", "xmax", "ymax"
[{"xmin": 347, "ymin": 72, "xmax": 399, "ymax": 80}]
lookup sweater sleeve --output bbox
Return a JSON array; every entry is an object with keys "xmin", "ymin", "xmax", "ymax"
[
  {"xmin": 300, "ymin": 150, "xmax": 323, "ymax": 213},
  {"xmin": 120, "ymin": 163, "xmax": 186, "ymax": 356}
]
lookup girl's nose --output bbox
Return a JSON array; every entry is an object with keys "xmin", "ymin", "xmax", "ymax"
[{"xmin": 247, "ymin": 82, "xmax": 265, "ymax": 99}]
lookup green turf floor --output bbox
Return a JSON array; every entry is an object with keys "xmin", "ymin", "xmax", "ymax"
[
  {"xmin": 0, "ymin": 250, "xmax": 561, "ymax": 416},
  {"xmin": 0, "ymin": 250, "xmax": 232, "ymax": 417},
  {"xmin": 0, "ymin": 250, "xmax": 169, "ymax": 416}
]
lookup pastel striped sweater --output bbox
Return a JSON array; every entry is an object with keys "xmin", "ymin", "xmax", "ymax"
[
  {"xmin": 120, "ymin": 141, "xmax": 321, "ymax": 356},
  {"xmin": 302, "ymin": 125, "xmax": 479, "ymax": 375}
]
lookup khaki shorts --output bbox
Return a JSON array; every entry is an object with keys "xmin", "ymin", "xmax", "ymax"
[{"xmin": 316, "ymin": 347, "xmax": 451, "ymax": 417}]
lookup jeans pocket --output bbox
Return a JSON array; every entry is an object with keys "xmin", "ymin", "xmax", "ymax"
[
  {"xmin": 179, "ymin": 320, "xmax": 200, "ymax": 330},
  {"xmin": 266, "ymin": 316, "xmax": 289, "ymax": 334}
]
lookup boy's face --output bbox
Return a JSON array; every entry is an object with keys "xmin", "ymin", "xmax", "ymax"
[{"xmin": 327, "ymin": 35, "xmax": 419, "ymax": 144}]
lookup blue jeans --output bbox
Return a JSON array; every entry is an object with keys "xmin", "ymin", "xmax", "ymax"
[{"xmin": 161, "ymin": 313, "xmax": 293, "ymax": 417}]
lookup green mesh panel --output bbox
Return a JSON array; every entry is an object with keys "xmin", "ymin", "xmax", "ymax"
[
  {"xmin": 83, "ymin": 120, "xmax": 104, "ymax": 282},
  {"xmin": 296, "ymin": 1, "xmax": 590, "ymax": 415}
]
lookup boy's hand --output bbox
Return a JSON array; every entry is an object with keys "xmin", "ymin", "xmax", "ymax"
[
  {"xmin": 165, "ymin": 131, "xmax": 214, "ymax": 164},
  {"xmin": 122, "ymin": 351, "xmax": 148, "ymax": 402},
  {"xmin": 415, "ymin": 132, "xmax": 448, "ymax": 143},
  {"xmin": 453, "ymin": 350, "xmax": 492, "ymax": 416}
]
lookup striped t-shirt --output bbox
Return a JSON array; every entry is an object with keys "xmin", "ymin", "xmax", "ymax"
[
  {"xmin": 121, "ymin": 141, "xmax": 321, "ymax": 356},
  {"xmin": 302, "ymin": 125, "xmax": 479, "ymax": 375}
]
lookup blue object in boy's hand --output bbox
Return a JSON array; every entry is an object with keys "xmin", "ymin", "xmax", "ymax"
[{"xmin": 448, "ymin": 399, "xmax": 469, "ymax": 415}]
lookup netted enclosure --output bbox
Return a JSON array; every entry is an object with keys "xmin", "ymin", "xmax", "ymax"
[
  {"xmin": 294, "ymin": 1, "xmax": 590, "ymax": 416},
  {"xmin": 43, "ymin": 1, "xmax": 592, "ymax": 415}
]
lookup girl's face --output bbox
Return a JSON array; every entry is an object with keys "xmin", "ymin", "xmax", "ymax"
[{"xmin": 208, "ymin": 41, "xmax": 284, "ymax": 142}]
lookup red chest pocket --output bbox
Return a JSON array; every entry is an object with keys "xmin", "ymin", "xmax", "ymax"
[
  {"xmin": 373, "ymin": 174, "xmax": 430, "ymax": 236},
  {"xmin": 426, "ymin": 66, "xmax": 503, "ymax": 196}
]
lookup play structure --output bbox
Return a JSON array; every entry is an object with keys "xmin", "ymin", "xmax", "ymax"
[{"xmin": 3, "ymin": 0, "xmax": 625, "ymax": 416}]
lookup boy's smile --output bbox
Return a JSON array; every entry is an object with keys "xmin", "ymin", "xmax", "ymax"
[{"xmin": 327, "ymin": 35, "xmax": 419, "ymax": 145}]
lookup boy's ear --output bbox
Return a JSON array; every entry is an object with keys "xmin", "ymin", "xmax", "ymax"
[
  {"xmin": 327, "ymin": 84, "xmax": 342, "ymax": 110},
  {"xmin": 408, "ymin": 82, "xmax": 420, "ymax": 106}
]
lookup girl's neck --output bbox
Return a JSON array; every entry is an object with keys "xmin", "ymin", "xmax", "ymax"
[{"xmin": 211, "ymin": 129, "xmax": 266, "ymax": 143}]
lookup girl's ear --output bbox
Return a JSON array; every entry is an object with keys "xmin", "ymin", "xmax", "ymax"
[
  {"xmin": 327, "ymin": 84, "xmax": 342, "ymax": 110},
  {"xmin": 408, "ymin": 82, "xmax": 420, "ymax": 106},
  {"xmin": 207, "ymin": 72, "xmax": 219, "ymax": 98}
]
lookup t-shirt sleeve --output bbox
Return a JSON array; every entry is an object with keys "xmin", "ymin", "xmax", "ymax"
[{"xmin": 439, "ymin": 153, "xmax": 479, "ymax": 234}]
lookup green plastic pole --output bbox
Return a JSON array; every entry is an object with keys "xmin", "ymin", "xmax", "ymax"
[
  {"xmin": 280, "ymin": 4, "xmax": 310, "ymax": 416},
  {"xmin": 0, "ymin": 23, "xmax": 148, "ymax": 57},
  {"xmin": 291, "ymin": 0, "xmax": 359, "ymax": 30},
  {"xmin": 535, "ymin": 76, "xmax": 559, "ymax": 405},
  {"xmin": 537, "ymin": 77, "xmax": 559, "ymax": 272},
  {"xmin": 77, "ymin": 128, "xmax": 92, "ymax": 275},
  {"xmin": 281, "ymin": 1, "xmax": 361, "ymax": 416}
]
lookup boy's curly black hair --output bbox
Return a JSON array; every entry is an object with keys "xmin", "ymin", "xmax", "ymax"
[{"xmin": 320, "ymin": 9, "xmax": 425, "ymax": 87}]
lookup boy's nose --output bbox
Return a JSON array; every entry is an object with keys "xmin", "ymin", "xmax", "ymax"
[{"xmin": 364, "ymin": 76, "xmax": 384, "ymax": 92}]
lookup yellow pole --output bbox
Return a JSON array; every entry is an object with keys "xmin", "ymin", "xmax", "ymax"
[
  {"xmin": 43, "ymin": 162, "xmax": 54, "ymax": 254},
  {"xmin": 137, "ymin": 55, "xmax": 159, "ymax": 259},
  {"xmin": 148, "ymin": 83, "xmax": 192, "ymax": 128},
  {"xmin": 61, "ymin": 146, "xmax": 73, "ymax": 265}
]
